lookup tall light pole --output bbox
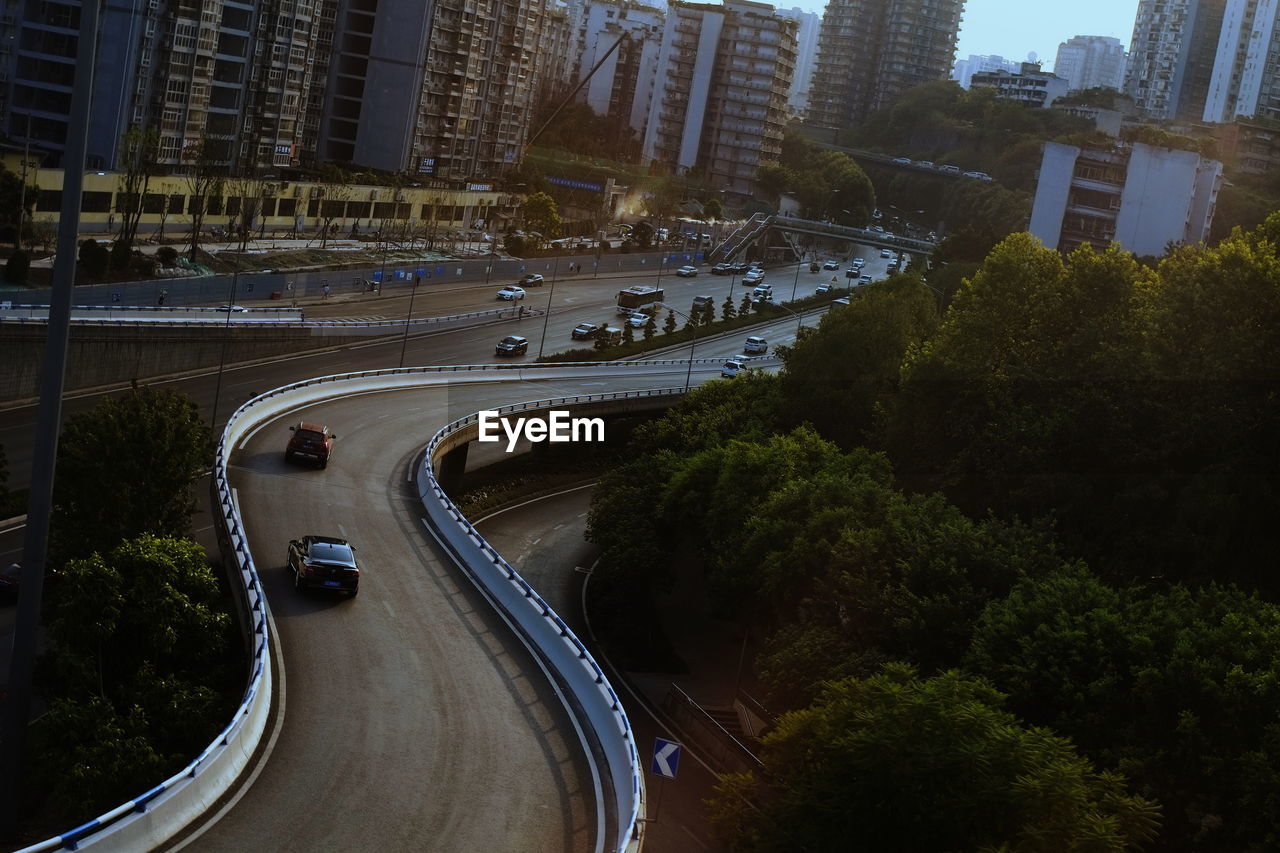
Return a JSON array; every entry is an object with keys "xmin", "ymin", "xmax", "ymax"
[
  {"xmin": 536, "ymin": 255, "xmax": 561, "ymax": 359},
  {"xmin": 772, "ymin": 301, "xmax": 806, "ymax": 337},
  {"xmin": 657, "ymin": 302, "xmax": 698, "ymax": 391},
  {"xmin": 399, "ymin": 274, "xmax": 422, "ymax": 368},
  {"xmin": 1, "ymin": 0, "xmax": 99, "ymax": 831},
  {"xmin": 210, "ymin": 269, "xmax": 251, "ymax": 430}
]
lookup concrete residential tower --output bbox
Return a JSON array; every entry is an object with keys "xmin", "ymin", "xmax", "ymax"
[
  {"xmin": 1124, "ymin": 0, "xmax": 1229, "ymax": 120},
  {"xmin": 641, "ymin": 0, "xmax": 796, "ymax": 195},
  {"xmin": 807, "ymin": 0, "xmax": 965, "ymax": 127},
  {"xmin": 1054, "ymin": 36, "xmax": 1127, "ymax": 92},
  {"xmin": 1202, "ymin": 0, "xmax": 1280, "ymax": 122},
  {"xmin": 319, "ymin": 0, "xmax": 550, "ymax": 182},
  {"xmin": 1030, "ymin": 140, "xmax": 1222, "ymax": 255}
]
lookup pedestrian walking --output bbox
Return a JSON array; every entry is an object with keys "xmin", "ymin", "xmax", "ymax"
[
  {"xmin": 157, "ymin": 289, "xmax": 168, "ymax": 306},
  {"xmin": 322, "ymin": 282, "xmax": 331, "ymax": 300}
]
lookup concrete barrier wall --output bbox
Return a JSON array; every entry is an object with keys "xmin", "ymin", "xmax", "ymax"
[
  {"xmin": 0, "ymin": 307, "xmax": 526, "ymax": 402},
  {"xmin": 11, "ymin": 249, "xmax": 706, "ymax": 309}
]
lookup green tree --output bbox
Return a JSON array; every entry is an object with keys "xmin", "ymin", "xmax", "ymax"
[
  {"xmin": 702, "ymin": 197, "xmax": 724, "ymax": 221},
  {"xmin": 663, "ymin": 309, "xmax": 677, "ymax": 335},
  {"xmin": 753, "ymin": 163, "xmax": 792, "ymax": 205},
  {"xmin": 969, "ymin": 572, "xmax": 1280, "ymax": 851},
  {"xmin": 738, "ymin": 293, "xmax": 752, "ymax": 315},
  {"xmin": 700, "ymin": 300, "xmax": 715, "ymax": 325},
  {"xmin": 621, "ymin": 320, "xmax": 635, "ymax": 344},
  {"xmin": 642, "ymin": 312, "xmax": 657, "ymax": 342},
  {"xmin": 780, "ymin": 276, "xmax": 938, "ymax": 448},
  {"xmin": 182, "ymin": 137, "xmax": 224, "ymax": 259},
  {"xmin": 587, "ymin": 376, "xmax": 784, "ymax": 626},
  {"xmin": 721, "ymin": 295, "xmax": 737, "ymax": 321},
  {"xmin": 887, "ymin": 235, "xmax": 1147, "ymax": 522},
  {"xmin": 710, "ymin": 664, "xmax": 1160, "ymax": 853},
  {"xmin": 52, "ymin": 385, "xmax": 212, "ymax": 561},
  {"xmin": 0, "ymin": 161, "xmax": 38, "ymax": 249},
  {"xmin": 47, "ymin": 537, "xmax": 230, "ymax": 694},
  {"xmin": 77, "ymin": 239, "xmax": 109, "ymax": 279},
  {"xmin": 31, "ymin": 535, "xmax": 234, "ymax": 829},
  {"xmin": 27, "ymin": 697, "xmax": 167, "ymax": 829},
  {"xmin": 521, "ymin": 191, "xmax": 563, "ymax": 240},
  {"xmin": 116, "ymin": 125, "xmax": 160, "ymax": 252}
]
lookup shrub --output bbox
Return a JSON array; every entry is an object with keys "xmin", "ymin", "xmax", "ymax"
[
  {"xmin": 110, "ymin": 240, "xmax": 132, "ymax": 271},
  {"xmin": 78, "ymin": 239, "xmax": 109, "ymax": 279},
  {"xmin": 4, "ymin": 249, "xmax": 30, "ymax": 284},
  {"xmin": 155, "ymin": 246, "xmax": 179, "ymax": 267}
]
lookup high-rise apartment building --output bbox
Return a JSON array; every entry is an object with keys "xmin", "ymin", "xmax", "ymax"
[
  {"xmin": 642, "ymin": 0, "xmax": 795, "ymax": 195},
  {"xmin": 1054, "ymin": 35, "xmax": 1127, "ymax": 92},
  {"xmin": 319, "ymin": 0, "xmax": 548, "ymax": 182},
  {"xmin": 1202, "ymin": 0, "xmax": 1280, "ymax": 122},
  {"xmin": 807, "ymin": 0, "xmax": 964, "ymax": 128},
  {"xmin": 1030, "ymin": 140, "xmax": 1222, "ymax": 255},
  {"xmin": 1, "ymin": 0, "xmax": 335, "ymax": 173},
  {"xmin": 776, "ymin": 6, "xmax": 820, "ymax": 116},
  {"xmin": 1124, "ymin": 0, "xmax": 1228, "ymax": 120},
  {"xmin": 569, "ymin": 0, "xmax": 665, "ymax": 138}
]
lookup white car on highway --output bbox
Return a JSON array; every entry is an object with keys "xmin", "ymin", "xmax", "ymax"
[
  {"xmin": 496, "ymin": 285, "xmax": 526, "ymax": 300},
  {"xmin": 675, "ymin": 265, "xmax": 698, "ymax": 277}
]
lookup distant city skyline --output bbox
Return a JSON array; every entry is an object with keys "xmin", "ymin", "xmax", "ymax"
[{"xmin": 783, "ymin": 0, "xmax": 1142, "ymax": 72}]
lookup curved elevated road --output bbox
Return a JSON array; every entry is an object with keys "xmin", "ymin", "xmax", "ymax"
[{"xmin": 180, "ymin": 368, "xmax": 687, "ymax": 851}]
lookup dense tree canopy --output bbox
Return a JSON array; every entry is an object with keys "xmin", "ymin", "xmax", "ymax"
[
  {"xmin": 587, "ymin": 212, "xmax": 1280, "ymax": 850},
  {"xmin": 30, "ymin": 536, "xmax": 235, "ymax": 828},
  {"xmin": 969, "ymin": 569, "xmax": 1280, "ymax": 851},
  {"xmin": 51, "ymin": 385, "xmax": 211, "ymax": 562},
  {"xmin": 710, "ymin": 664, "xmax": 1160, "ymax": 853},
  {"xmin": 779, "ymin": 275, "xmax": 938, "ymax": 448},
  {"xmin": 520, "ymin": 191, "xmax": 563, "ymax": 241}
]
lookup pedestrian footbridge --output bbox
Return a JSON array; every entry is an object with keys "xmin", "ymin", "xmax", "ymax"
[{"xmin": 709, "ymin": 213, "xmax": 935, "ymax": 263}]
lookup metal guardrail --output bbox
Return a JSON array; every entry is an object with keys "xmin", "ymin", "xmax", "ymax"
[
  {"xmin": 0, "ymin": 303, "xmax": 532, "ymax": 330},
  {"xmin": 662, "ymin": 683, "xmax": 763, "ymax": 776},
  {"xmin": 16, "ymin": 358, "xmax": 776, "ymax": 852},
  {"xmin": 16, "ymin": 437, "xmax": 273, "ymax": 853}
]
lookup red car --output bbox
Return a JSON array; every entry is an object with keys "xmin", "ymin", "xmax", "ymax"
[
  {"xmin": 285, "ymin": 421, "xmax": 335, "ymax": 469},
  {"xmin": 287, "ymin": 536, "xmax": 360, "ymax": 596}
]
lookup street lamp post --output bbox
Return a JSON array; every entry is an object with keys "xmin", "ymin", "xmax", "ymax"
[
  {"xmin": 657, "ymin": 302, "xmax": 698, "ymax": 391},
  {"xmin": 399, "ymin": 274, "xmax": 422, "ymax": 368},
  {"xmin": 772, "ymin": 301, "xmax": 805, "ymax": 337},
  {"xmin": 536, "ymin": 255, "xmax": 561, "ymax": 359},
  {"xmin": 210, "ymin": 268, "xmax": 246, "ymax": 430}
]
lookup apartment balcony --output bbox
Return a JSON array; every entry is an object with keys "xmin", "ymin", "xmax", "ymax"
[
  {"xmin": 1069, "ymin": 175, "xmax": 1123, "ymax": 194},
  {"xmin": 1066, "ymin": 201, "xmax": 1118, "ymax": 219}
]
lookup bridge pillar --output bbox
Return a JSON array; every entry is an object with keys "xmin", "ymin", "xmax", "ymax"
[{"xmin": 436, "ymin": 442, "xmax": 470, "ymax": 496}]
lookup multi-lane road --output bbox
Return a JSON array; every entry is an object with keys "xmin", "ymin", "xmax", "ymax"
[{"xmin": 1, "ymin": 246, "xmax": 901, "ymax": 850}]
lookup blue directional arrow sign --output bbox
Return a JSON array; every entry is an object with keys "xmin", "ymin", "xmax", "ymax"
[{"xmin": 651, "ymin": 737, "xmax": 681, "ymax": 780}]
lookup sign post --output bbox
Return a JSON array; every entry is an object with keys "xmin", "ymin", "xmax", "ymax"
[{"xmin": 646, "ymin": 737, "xmax": 683, "ymax": 823}]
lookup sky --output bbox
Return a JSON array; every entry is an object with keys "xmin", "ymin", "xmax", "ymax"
[{"xmin": 784, "ymin": 0, "xmax": 1143, "ymax": 71}]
